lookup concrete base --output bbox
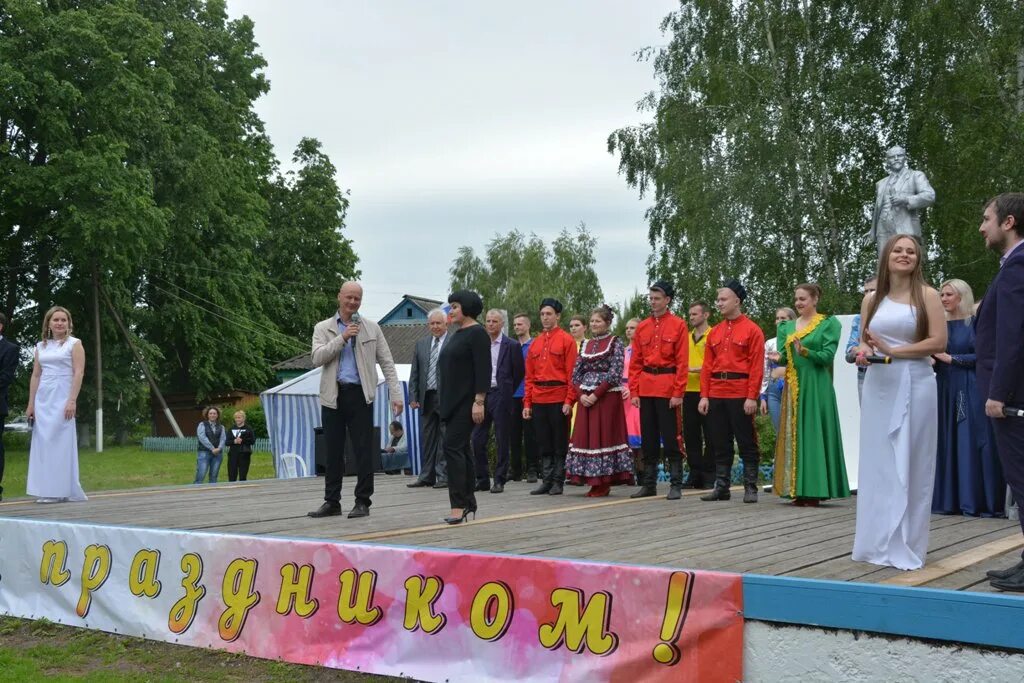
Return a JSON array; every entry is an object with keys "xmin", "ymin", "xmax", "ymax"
[{"xmin": 745, "ymin": 621, "xmax": 1024, "ymax": 681}]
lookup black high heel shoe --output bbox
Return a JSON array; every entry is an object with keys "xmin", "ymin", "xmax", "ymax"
[{"xmin": 443, "ymin": 508, "xmax": 476, "ymax": 525}]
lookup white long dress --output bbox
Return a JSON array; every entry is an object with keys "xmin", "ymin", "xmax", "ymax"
[
  {"xmin": 852, "ymin": 298, "xmax": 936, "ymax": 569},
  {"xmin": 26, "ymin": 337, "xmax": 87, "ymax": 501}
]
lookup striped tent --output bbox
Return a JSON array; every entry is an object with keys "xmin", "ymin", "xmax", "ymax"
[{"xmin": 260, "ymin": 365, "xmax": 420, "ymax": 478}]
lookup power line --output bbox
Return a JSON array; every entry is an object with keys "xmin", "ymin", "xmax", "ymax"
[
  {"xmin": 149, "ymin": 273, "xmax": 308, "ymax": 350},
  {"xmin": 146, "ymin": 281, "xmax": 308, "ymax": 356}
]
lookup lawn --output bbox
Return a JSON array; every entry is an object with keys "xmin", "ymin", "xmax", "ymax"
[
  {"xmin": 0, "ymin": 442, "xmax": 400, "ymax": 680},
  {"xmin": 0, "ymin": 616, "xmax": 397, "ymax": 682},
  {"xmin": 0, "ymin": 443, "xmax": 277, "ymax": 498}
]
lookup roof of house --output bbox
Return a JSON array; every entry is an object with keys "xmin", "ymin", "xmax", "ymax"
[
  {"xmin": 270, "ymin": 323, "xmax": 429, "ymax": 371},
  {"xmin": 379, "ymin": 294, "xmax": 444, "ymax": 325}
]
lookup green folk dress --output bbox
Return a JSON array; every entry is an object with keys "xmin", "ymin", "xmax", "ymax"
[{"xmin": 772, "ymin": 314, "xmax": 851, "ymax": 500}]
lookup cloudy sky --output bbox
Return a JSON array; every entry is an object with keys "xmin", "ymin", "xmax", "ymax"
[{"xmin": 228, "ymin": 1, "xmax": 678, "ymax": 319}]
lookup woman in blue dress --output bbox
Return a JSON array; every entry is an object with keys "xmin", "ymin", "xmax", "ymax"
[{"xmin": 932, "ymin": 279, "xmax": 1005, "ymax": 517}]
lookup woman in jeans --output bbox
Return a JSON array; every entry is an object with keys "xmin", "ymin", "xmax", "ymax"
[
  {"xmin": 195, "ymin": 406, "xmax": 226, "ymax": 484},
  {"xmin": 760, "ymin": 307, "xmax": 795, "ymax": 431}
]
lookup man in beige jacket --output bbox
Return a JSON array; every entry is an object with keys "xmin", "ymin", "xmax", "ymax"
[{"xmin": 308, "ymin": 282, "xmax": 403, "ymax": 519}]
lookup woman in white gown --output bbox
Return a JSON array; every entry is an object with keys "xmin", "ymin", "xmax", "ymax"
[
  {"xmin": 26, "ymin": 306, "xmax": 87, "ymax": 503},
  {"xmin": 852, "ymin": 236, "xmax": 946, "ymax": 570}
]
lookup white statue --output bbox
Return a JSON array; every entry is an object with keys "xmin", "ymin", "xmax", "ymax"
[{"xmin": 867, "ymin": 146, "xmax": 936, "ymax": 255}]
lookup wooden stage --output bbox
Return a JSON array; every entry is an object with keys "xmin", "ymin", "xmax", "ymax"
[{"xmin": 2, "ymin": 474, "xmax": 1021, "ymax": 593}]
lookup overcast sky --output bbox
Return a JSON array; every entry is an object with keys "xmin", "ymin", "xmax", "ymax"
[{"xmin": 227, "ymin": 1, "xmax": 678, "ymax": 319}]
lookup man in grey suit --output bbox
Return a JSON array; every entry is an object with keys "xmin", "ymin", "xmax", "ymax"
[
  {"xmin": 868, "ymin": 146, "xmax": 936, "ymax": 256},
  {"xmin": 407, "ymin": 308, "xmax": 449, "ymax": 488}
]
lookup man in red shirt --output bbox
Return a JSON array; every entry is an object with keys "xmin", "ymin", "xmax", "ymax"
[
  {"xmin": 524, "ymin": 298, "xmax": 578, "ymax": 495},
  {"xmin": 698, "ymin": 280, "xmax": 765, "ymax": 503},
  {"xmin": 628, "ymin": 281, "xmax": 689, "ymax": 500}
]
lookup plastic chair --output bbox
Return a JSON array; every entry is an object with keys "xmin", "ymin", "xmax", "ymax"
[{"xmin": 279, "ymin": 453, "xmax": 309, "ymax": 479}]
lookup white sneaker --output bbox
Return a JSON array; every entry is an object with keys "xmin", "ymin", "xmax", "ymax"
[{"xmin": 35, "ymin": 497, "xmax": 59, "ymax": 504}]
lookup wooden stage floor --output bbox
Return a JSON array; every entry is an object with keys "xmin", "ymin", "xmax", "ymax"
[{"xmin": 2, "ymin": 474, "xmax": 1020, "ymax": 593}]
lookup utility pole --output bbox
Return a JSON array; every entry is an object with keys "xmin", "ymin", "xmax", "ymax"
[
  {"xmin": 92, "ymin": 264, "xmax": 103, "ymax": 452},
  {"xmin": 99, "ymin": 285, "xmax": 185, "ymax": 438}
]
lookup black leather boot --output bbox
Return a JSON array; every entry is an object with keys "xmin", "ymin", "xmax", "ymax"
[
  {"xmin": 743, "ymin": 462, "xmax": 758, "ymax": 503},
  {"xmin": 701, "ymin": 463, "xmax": 732, "ymax": 501}
]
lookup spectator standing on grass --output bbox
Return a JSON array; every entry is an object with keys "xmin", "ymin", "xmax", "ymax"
[
  {"xmin": 227, "ymin": 410, "xmax": 256, "ymax": 482},
  {"xmin": 195, "ymin": 406, "xmax": 226, "ymax": 484},
  {"xmin": 0, "ymin": 312, "xmax": 18, "ymax": 502},
  {"xmin": 26, "ymin": 306, "xmax": 87, "ymax": 503}
]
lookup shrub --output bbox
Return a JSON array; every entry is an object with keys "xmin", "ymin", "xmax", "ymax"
[{"xmin": 220, "ymin": 399, "xmax": 266, "ymax": 438}]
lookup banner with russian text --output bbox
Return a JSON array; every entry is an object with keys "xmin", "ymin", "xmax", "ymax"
[{"xmin": 0, "ymin": 518, "xmax": 742, "ymax": 681}]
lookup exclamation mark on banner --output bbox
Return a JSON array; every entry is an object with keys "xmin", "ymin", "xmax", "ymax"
[{"xmin": 652, "ymin": 571, "xmax": 694, "ymax": 666}]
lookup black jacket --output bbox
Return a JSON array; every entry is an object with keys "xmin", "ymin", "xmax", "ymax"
[
  {"xmin": 438, "ymin": 324, "xmax": 491, "ymax": 421},
  {"xmin": 227, "ymin": 424, "xmax": 256, "ymax": 455},
  {"xmin": 0, "ymin": 336, "xmax": 17, "ymax": 417}
]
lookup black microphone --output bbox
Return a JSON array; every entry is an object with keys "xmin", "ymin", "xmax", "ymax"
[
  {"xmin": 1003, "ymin": 406, "xmax": 1024, "ymax": 418},
  {"xmin": 863, "ymin": 354, "xmax": 891, "ymax": 364},
  {"xmin": 348, "ymin": 313, "xmax": 361, "ymax": 345}
]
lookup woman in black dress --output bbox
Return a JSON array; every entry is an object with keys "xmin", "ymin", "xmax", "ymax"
[{"xmin": 438, "ymin": 290, "xmax": 491, "ymax": 524}]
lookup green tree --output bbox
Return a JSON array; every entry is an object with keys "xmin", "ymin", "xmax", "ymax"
[
  {"xmin": 263, "ymin": 137, "xmax": 360, "ymax": 343},
  {"xmin": 1, "ymin": 1, "xmax": 361, "ymax": 437},
  {"xmin": 450, "ymin": 224, "xmax": 604, "ymax": 325},
  {"xmin": 610, "ymin": 1, "xmax": 1024, "ymax": 327}
]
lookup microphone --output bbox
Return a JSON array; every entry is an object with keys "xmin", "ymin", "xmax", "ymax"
[
  {"xmin": 1004, "ymin": 406, "xmax": 1024, "ymax": 418},
  {"xmin": 861, "ymin": 354, "xmax": 891, "ymax": 364},
  {"xmin": 347, "ymin": 313, "xmax": 361, "ymax": 345}
]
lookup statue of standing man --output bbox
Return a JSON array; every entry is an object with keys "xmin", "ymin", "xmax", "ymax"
[{"xmin": 867, "ymin": 146, "xmax": 936, "ymax": 256}]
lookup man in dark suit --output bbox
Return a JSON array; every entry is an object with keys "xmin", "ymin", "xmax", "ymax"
[
  {"xmin": 407, "ymin": 309, "xmax": 449, "ymax": 488},
  {"xmin": 472, "ymin": 309, "xmax": 525, "ymax": 493},
  {"xmin": 0, "ymin": 312, "xmax": 19, "ymax": 502},
  {"xmin": 975, "ymin": 192, "xmax": 1024, "ymax": 591}
]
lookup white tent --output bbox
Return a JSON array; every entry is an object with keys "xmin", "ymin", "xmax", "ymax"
[{"xmin": 260, "ymin": 365, "xmax": 420, "ymax": 478}]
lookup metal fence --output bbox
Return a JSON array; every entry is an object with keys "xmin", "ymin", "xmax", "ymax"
[{"xmin": 142, "ymin": 436, "xmax": 273, "ymax": 453}]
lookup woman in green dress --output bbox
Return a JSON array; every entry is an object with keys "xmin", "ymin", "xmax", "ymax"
[{"xmin": 770, "ymin": 283, "xmax": 850, "ymax": 506}]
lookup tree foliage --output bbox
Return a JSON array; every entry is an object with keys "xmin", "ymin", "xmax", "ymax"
[
  {"xmin": 0, "ymin": 0, "xmax": 357, "ymax": 430},
  {"xmin": 610, "ymin": 1, "xmax": 1024, "ymax": 325},
  {"xmin": 449, "ymin": 223, "xmax": 604, "ymax": 326}
]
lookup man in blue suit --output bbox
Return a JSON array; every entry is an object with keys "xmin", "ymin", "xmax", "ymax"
[
  {"xmin": 0, "ymin": 312, "xmax": 19, "ymax": 502},
  {"xmin": 976, "ymin": 192, "xmax": 1024, "ymax": 591},
  {"xmin": 472, "ymin": 309, "xmax": 525, "ymax": 493}
]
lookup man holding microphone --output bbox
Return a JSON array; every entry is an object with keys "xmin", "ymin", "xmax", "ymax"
[{"xmin": 308, "ymin": 281, "xmax": 403, "ymax": 520}]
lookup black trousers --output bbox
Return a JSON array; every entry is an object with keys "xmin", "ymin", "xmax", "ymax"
[
  {"xmin": 682, "ymin": 392, "xmax": 714, "ymax": 485},
  {"xmin": 442, "ymin": 399, "xmax": 477, "ymax": 510},
  {"xmin": 705, "ymin": 397, "xmax": 759, "ymax": 488},
  {"xmin": 472, "ymin": 388, "xmax": 513, "ymax": 486},
  {"xmin": 227, "ymin": 451, "xmax": 251, "ymax": 482},
  {"xmin": 415, "ymin": 390, "xmax": 447, "ymax": 484},
  {"xmin": 510, "ymin": 397, "xmax": 537, "ymax": 478},
  {"xmin": 533, "ymin": 402, "xmax": 568, "ymax": 485},
  {"xmin": 639, "ymin": 397, "xmax": 684, "ymax": 487},
  {"xmin": 0, "ymin": 414, "xmax": 5, "ymax": 497},
  {"xmin": 993, "ymin": 416, "xmax": 1024, "ymax": 556},
  {"xmin": 322, "ymin": 383, "xmax": 375, "ymax": 507}
]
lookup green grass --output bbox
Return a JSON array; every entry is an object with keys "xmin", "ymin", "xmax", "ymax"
[
  {"xmin": 0, "ymin": 446, "xmax": 400, "ymax": 680},
  {"xmin": 0, "ymin": 443, "xmax": 276, "ymax": 498},
  {"xmin": 0, "ymin": 616, "xmax": 396, "ymax": 681}
]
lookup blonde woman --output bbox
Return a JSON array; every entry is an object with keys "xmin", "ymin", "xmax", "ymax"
[
  {"xmin": 932, "ymin": 279, "xmax": 1004, "ymax": 517},
  {"xmin": 228, "ymin": 410, "xmax": 257, "ymax": 482},
  {"xmin": 26, "ymin": 306, "xmax": 87, "ymax": 503}
]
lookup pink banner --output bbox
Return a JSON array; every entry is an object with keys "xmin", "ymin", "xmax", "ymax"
[{"xmin": 0, "ymin": 519, "xmax": 743, "ymax": 681}]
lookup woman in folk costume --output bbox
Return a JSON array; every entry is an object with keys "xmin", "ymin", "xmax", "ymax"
[
  {"xmin": 565, "ymin": 305, "xmax": 635, "ymax": 496},
  {"xmin": 621, "ymin": 318, "xmax": 642, "ymax": 461},
  {"xmin": 771, "ymin": 284, "xmax": 850, "ymax": 506}
]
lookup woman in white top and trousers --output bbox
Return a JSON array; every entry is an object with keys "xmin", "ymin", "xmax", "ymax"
[{"xmin": 26, "ymin": 306, "xmax": 87, "ymax": 503}]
